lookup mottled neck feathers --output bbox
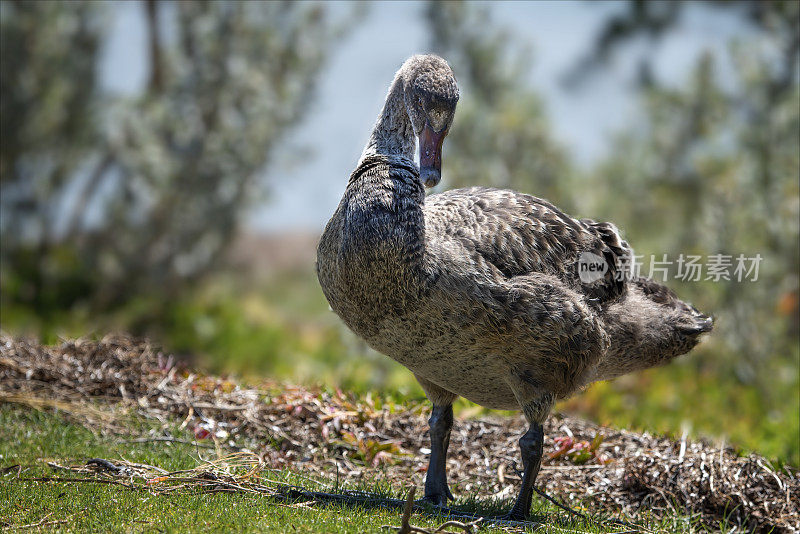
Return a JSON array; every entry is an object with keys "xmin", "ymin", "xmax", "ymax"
[{"xmin": 359, "ymin": 71, "xmax": 416, "ymax": 164}]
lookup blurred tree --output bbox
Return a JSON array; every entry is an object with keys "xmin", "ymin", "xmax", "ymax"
[
  {"xmin": 0, "ymin": 1, "xmax": 351, "ymax": 314},
  {"xmin": 0, "ymin": 1, "xmax": 103, "ymax": 314},
  {"xmin": 424, "ymin": 1, "xmax": 577, "ymax": 212},
  {"xmin": 564, "ymin": 0, "xmax": 800, "ymax": 89},
  {"xmin": 587, "ymin": 1, "xmax": 799, "ymax": 395}
]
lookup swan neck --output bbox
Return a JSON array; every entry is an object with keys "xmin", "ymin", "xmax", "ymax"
[{"xmin": 359, "ymin": 74, "xmax": 416, "ymax": 163}]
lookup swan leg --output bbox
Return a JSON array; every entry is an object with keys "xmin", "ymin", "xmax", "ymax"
[
  {"xmin": 505, "ymin": 421, "xmax": 544, "ymax": 520},
  {"xmin": 414, "ymin": 374, "xmax": 458, "ymax": 505},
  {"xmin": 504, "ymin": 382, "xmax": 554, "ymax": 520},
  {"xmin": 423, "ymin": 403, "xmax": 454, "ymax": 505}
]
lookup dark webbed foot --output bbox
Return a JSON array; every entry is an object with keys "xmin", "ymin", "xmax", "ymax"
[
  {"xmin": 420, "ymin": 490, "xmax": 452, "ymax": 507},
  {"xmin": 423, "ymin": 404, "xmax": 454, "ymax": 505},
  {"xmin": 420, "ymin": 478, "xmax": 454, "ymax": 506}
]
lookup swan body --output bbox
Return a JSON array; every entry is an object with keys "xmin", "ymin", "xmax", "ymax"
[{"xmin": 316, "ymin": 55, "xmax": 712, "ymax": 519}]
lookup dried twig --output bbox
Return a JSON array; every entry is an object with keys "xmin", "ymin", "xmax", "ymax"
[
  {"xmin": 15, "ymin": 476, "xmax": 144, "ymax": 490},
  {"xmin": 382, "ymin": 487, "xmax": 484, "ymax": 534},
  {"xmin": 118, "ymin": 437, "xmax": 215, "ymax": 449}
]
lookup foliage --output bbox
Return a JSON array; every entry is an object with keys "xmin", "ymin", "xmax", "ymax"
[
  {"xmin": 0, "ymin": 1, "xmax": 101, "ymax": 190},
  {"xmin": 0, "ymin": 2, "xmax": 103, "ymax": 319},
  {"xmin": 549, "ymin": 434, "xmax": 609, "ymax": 466},
  {"xmin": 564, "ymin": 0, "xmax": 800, "ymax": 87},
  {"xmin": 0, "ymin": 0, "xmax": 349, "ymax": 312}
]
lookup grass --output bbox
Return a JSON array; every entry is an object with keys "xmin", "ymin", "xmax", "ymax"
[{"xmin": 0, "ymin": 404, "xmax": 709, "ymax": 533}]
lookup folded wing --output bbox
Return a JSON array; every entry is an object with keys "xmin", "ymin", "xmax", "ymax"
[{"xmin": 424, "ymin": 187, "xmax": 634, "ymax": 305}]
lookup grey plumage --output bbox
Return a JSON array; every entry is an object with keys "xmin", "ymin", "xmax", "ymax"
[{"xmin": 316, "ymin": 54, "xmax": 712, "ymax": 519}]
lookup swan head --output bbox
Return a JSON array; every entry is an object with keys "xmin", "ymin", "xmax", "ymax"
[{"xmin": 400, "ymin": 55, "xmax": 459, "ymax": 188}]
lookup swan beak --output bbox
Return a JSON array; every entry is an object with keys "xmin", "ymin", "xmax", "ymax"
[{"xmin": 419, "ymin": 122, "xmax": 447, "ymax": 188}]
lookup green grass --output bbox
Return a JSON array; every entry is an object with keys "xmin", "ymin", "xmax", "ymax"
[{"xmin": 1, "ymin": 405, "xmax": 709, "ymax": 533}]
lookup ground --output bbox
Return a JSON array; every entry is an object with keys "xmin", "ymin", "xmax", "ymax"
[{"xmin": 1, "ymin": 336, "xmax": 797, "ymax": 533}]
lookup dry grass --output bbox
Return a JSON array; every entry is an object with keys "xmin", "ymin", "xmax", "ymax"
[{"xmin": 1, "ymin": 335, "xmax": 797, "ymax": 532}]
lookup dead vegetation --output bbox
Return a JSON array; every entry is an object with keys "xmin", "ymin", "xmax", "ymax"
[{"xmin": 1, "ymin": 336, "xmax": 797, "ymax": 532}]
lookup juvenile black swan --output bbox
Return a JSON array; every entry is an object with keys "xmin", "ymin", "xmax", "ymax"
[{"xmin": 316, "ymin": 54, "xmax": 712, "ymax": 520}]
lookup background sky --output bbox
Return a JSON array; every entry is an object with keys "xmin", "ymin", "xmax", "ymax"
[{"xmin": 99, "ymin": 1, "xmax": 751, "ymax": 232}]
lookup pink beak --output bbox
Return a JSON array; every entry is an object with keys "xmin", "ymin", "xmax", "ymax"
[{"xmin": 418, "ymin": 122, "xmax": 448, "ymax": 188}]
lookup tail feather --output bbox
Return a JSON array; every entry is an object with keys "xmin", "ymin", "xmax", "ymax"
[
  {"xmin": 680, "ymin": 314, "xmax": 714, "ymax": 335},
  {"xmin": 591, "ymin": 277, "xmax": 712, "ymax": 383},
  {"xmin": 634, "ymin": 276, "xmax": 713, "ymax": 338}
]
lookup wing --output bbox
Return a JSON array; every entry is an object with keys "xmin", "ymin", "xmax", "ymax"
[{"xmin": 423, "ymin": 187, "xmax": 633, "ymax": 305}]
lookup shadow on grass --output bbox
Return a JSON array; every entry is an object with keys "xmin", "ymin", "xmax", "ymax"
[
  {"xmin": 275, "ymin": 485, "xmax": 553, "ymax": 530},
  {"xmin": 277, "ymin": 486, "xmax": 544, "ymax": 527}
]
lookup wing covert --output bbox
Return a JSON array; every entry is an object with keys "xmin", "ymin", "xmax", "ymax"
[{"xmin": 424, "ymin": 187, "xmax": 633, "ymax": 304}]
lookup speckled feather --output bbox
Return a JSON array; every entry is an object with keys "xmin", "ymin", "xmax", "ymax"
[{"xmin": 425, "ymin": 187, "xmax": 633, "ymax": 305}]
